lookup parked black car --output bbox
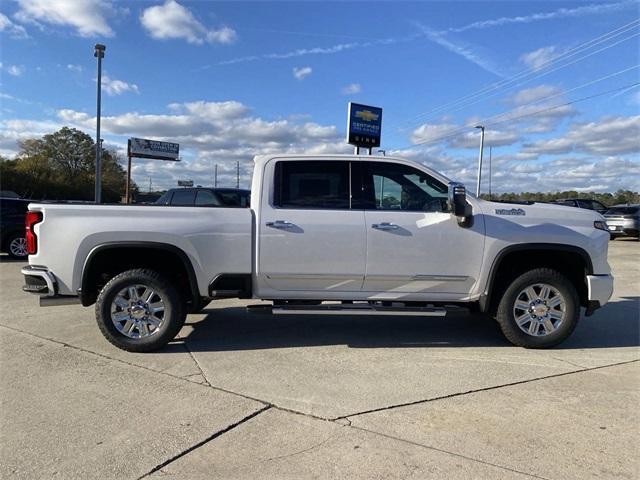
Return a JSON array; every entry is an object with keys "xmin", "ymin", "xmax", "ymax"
[
  {"xmin": 155, "ymin": 188, "xmax": 250, "ymax": 207},
  {"xmin": 604, "ymin": 204, "xmax": 640, "ymax": 240},
  {"xmin": 551, "ymin": 198, "xmax": 608, "ymax": 214},
  {"xmin": 0, "ymin": 197, "xmax": 30, "ymax": 259}
]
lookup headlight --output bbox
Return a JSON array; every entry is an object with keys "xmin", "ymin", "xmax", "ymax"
[{"xmin": 594, "ymin": 220, "xmax": 608, "ymax": 231}]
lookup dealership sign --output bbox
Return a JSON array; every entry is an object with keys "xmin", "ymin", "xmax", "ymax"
[
  {"xmin": 347, "ymin": 102, "xmax": 382, "ymax": 148},
  {"xmin": 128, "ymin": 137, "xmax": 180, "ymax": 161},
  {"xmin": 177, "ymin": 180, "xmax": 194, "ymax": 187}
]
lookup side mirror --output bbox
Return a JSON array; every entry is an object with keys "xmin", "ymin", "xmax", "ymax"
[
  {"xmin": 448, "ymin": 182, "xmax": 473, "ymax": 228},
  {"xmin": 448, "ymin": 182, "xmax": 467, "ymax": 217}
]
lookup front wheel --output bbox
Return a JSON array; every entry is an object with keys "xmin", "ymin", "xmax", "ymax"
[
  {"xmin": 95, "ymin": 269, "xmax": 186, "ymax": 352},
  {"xmin": 496, "ymin": 268, "xmax": 580, "ymax": 349}
]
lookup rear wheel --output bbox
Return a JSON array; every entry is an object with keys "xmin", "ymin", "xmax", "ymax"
[
  {"xmin": 95, "ymin": 269, "xmax": 186, "ymax": 352},
  {"xmin": 6, "ymin": 233, "xmax": 28, "ymax": 259},
  {"xmin": 496, "ymin": 268, "xmax": 579, "ymax": 348}
]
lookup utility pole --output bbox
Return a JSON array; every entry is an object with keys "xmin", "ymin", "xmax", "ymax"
[
  {"xmin": 94, "ymin": 44, "xmax": 105, "ymax": 204},
  {"xmin": 475, "ymin": 125, "xmax": 485, "ymax": 197},
  {"xmin": 214, "ymin": 164, "xmax": 218, "ymax": 187},
  {"xmin": 236, "ymin": 161, "xmax": 240, "ymax": 188},
  {"xmin": 148, "ymin": 177, "xmax": 152, "ymax": 193}
]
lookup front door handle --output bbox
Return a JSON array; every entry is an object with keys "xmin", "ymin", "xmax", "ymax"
[
  {"xmin": 266, "ymin": 220, "xmax": 294, "ymax": 229},
  {"xmin": 372, "ymin": 222, "xmax": 399, "ymax": 231}
]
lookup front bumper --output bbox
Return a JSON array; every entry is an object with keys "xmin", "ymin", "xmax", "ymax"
[
  {"xmin": 586, "ymin": 274, "xmax": 614, "ymax": 311},
  {"xmin": 22, "ymin": 265, "xmax": 57, "ymax": 296}
]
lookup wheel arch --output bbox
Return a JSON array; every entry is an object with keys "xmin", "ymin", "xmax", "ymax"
[
  {"xmin": 79, "ymin": 241, "xmax": 200, "ymax": 307},
  {"xmin": 479, "ymin": 243, "xmax": 593, "ymax": 314}
]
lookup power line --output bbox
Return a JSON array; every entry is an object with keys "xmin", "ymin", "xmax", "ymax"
[
  {"xmin": 408, "ymin": 65, "xmax": 639, "ymax": 146},
  {"xmin": 402, "ymin": 81, "xmax": 640, "ymax": 149},
  {"xmin": 397, "ymin": 18, "xmax": 640, "ymax": 129}
]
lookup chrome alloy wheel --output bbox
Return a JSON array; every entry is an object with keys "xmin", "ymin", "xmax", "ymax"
[
  {"xmin": 9, "ymin": 237, "xmax": 27, "ymax": 257},
  {"xmin": 111, "ymin": 284, "xmax": 166, "ymax": 338},
  {"xmin": 513, "ymin": 283, "xmax": 566, "ymax": 337}
]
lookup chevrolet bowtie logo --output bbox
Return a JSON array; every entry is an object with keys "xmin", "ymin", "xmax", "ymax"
[{"xmin": 355, "ymin": 110, "xmax": 379, "ymax": 122}]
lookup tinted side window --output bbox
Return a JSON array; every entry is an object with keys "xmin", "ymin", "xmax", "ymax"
[
  {"xmin": 359, "ymin": 162, "xmax": 448, "ymax": 212},
  {"xmin": 274, "ymin": 161, "xmax": 350, "ymax": 209},
  {"xmin": 155, "ymin": 192, "xmax": 173, "ymax": 205},
  {"xmin": 170, "ymin": 190, "xmax": 196, "ymax": 206},
  {"xmin": 195, "ymin": 190, "xmax": 221, "ymax": 206},
  {"xmin": 217, "ymin": 191, "xmax": 241, "ymax": 207}
]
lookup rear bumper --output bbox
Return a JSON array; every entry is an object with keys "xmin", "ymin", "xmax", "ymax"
[
  {"xmin": 586, "ymin": 274, "xmax": 614, "ymax": 310},
  {"xmin": 22, "ymin": 265, "xmax": 57, "ymax": 296}
]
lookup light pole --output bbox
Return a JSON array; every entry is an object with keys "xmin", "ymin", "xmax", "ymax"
[
  {"xmin": 475, "ymin": 125, "xmax": 485, "ymax": 197},
  {"xmin": 378, "ymin": 149, "xmax": 386, "ymax": 156},
  {"xmin": 94, "ymin": 44, "xmax": 105, "ymax": 204}
]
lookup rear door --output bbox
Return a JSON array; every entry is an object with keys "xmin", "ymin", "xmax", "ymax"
[
  {"xmin": 357, "ymin": 161, "xmax": 484, "ymax": 296},
  {"xmin": 258, "ymin": 160, "xmax": 366, "ymax": 293}
]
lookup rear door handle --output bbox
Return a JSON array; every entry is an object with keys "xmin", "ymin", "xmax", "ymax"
[
  {"xmin": 372, "ymin": 222, "xmax": 399, "ymax": 231},
  {"xmin": 266, "ymin": 220, "xmax": 294, "ymax": 229}
]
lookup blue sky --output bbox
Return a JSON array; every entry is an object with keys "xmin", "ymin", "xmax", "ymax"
[{"xmin": 1, "ymin": 0, "xmax": 639, "ymax": 192}]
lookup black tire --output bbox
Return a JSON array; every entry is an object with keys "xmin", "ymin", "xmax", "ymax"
[
  {"xmin": 6, "ymin": 232, "xmax": 28, "ymax": 259},
  {"xmin": 95, "ymin": 269, "xmax": 186, "ymax": 352},
  {"xmin": 496, "ymin": 268, "xmax": 580, "ymax": 349}
]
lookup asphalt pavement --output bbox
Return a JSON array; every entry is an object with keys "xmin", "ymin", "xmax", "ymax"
[{"xmin": 1, "ymin": 239, "xmax": 638, "ymax": 479}]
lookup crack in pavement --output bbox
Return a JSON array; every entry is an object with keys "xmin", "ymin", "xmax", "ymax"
[
  {"xmin": 349, "ymin": 425, "xmax": 553, "ymax": 480},
  {"xmin": 335, "ymin": 358, "xmax": 639, "ymax": 420},
  {"xmin": 182, "ymin": 340, "xmax": 212, "ymax": 388},
  {"xmin": 136, "ymin": 405, "xmax": 272, "ymax": 479}
]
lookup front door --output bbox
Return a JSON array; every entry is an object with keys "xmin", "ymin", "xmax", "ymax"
[
  {"xmin": 258, "ymin": 160, "xmax": 366, "ymax": 293},
  {"xmin": 358, "ymin": 161, "xmax": 484, "ymax": 297}
]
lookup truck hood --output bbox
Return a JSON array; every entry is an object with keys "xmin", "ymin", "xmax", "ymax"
[{"xmin": 477, "ymin": 199, "xmax": 603, "ymax": 228}]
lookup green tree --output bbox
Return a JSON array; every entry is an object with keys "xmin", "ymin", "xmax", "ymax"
[{"xmin": 0, "ymin": 127, "xmax": 133, "ymax": 202}]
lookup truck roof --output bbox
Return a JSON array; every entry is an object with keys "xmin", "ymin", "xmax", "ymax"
[{"xmin": 252, "ymin": 154, "xmax": 453, "ymax": 185}]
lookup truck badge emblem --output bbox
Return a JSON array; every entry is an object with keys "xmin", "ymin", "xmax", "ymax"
[{"xmin": 495, "ymin": 208, "xmax": 526, "ymax": 216}]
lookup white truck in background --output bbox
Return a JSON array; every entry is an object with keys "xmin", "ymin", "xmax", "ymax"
[{"xmin": 22, "ymin": 155, "xmax": 613, "ymax": 351}]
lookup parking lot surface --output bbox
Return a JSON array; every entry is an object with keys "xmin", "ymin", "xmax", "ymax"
[{"xmin": 1, "ymin": 239, "xmax": 638, "ymax": 479}]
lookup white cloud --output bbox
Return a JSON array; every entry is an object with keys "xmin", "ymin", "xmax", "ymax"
[
  {"xmin": 217, "ymin": 34, "xmax": 412, "ymax": 66},
  {"xmin": 67, "ymin": 64, "xmax": 83, "ymax": 73},
  {"xmin": 55, "ymin": 100, "xmax": 350, "ymax": 189},
  {"xmin": 341, "ymin": 83, "xmax": 361, "ymax": 95},
  {"xmin": 415, "ymin": 24, "xmax": 503, "ymax": 77},
  {"xmin": 510, "ymin": 85, "xmax": 563, "ymax": 105},
  {"xmin": 522, "ymin": 115, "xmax": 640, "ymax": 156},
  {"xmin": 7, "ymin": 65, "xmax": 25, "ymax": 76},
  {"xmin": 101, "ymin": 75, "xmax": 139, "ymax": 96},
  {"xmin": 520, "ymin": 46, "xmax": 560, "ymax": 71},
  {"xmin": 293, "ymin": 66, "xmax": 312, "ymax": 80},
  {"xmin": 0, "ymin": 12, "xmax": 28, "ymax": 39},
  {"xmin": 449, "ymin": 1, "xmax": 634, "ymax": 33},
  {"xmin": 15, "ymin": 0, "xmax": 115, "ymax": 37},
  {"xmin": 140, "ymin": 0, "xmax": 236, "ymax": 45}
]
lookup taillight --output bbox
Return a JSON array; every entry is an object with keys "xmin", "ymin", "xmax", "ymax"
[{"xmin": 25, "ymin": 211, "xmax": 42, "ymax": 255}]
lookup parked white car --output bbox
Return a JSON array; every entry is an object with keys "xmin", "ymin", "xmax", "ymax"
[{"xmin": 22, "ymin": 155, "xmax": 613, "ymax": 351}]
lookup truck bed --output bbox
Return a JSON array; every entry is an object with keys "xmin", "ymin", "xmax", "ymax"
[{"xmin": 28, "ymin": 203, "xmax": 253, "ymax": 297}]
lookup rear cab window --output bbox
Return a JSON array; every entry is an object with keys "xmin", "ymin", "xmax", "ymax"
[
  {"xmin": 273, "ymin": 161, "xmax": 350, "ymax": 209},
  {"xmin": 170, "ymin": 190, "xmax": 196, "ymax": 206}
]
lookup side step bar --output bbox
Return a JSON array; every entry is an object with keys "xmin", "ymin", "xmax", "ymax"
[{"xmin": 248, "ymin": 303, "xmax": 455, "ymax": 317}]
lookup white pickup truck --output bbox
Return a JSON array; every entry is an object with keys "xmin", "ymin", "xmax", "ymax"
[{"xmin": 22, "ymin": 154, "xmax": 614, "ymax": 351}]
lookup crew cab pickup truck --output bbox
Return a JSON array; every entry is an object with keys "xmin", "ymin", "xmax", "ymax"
[{"xmin": 22, "ymin": 155, "xmax": 614, "ymax": 352}]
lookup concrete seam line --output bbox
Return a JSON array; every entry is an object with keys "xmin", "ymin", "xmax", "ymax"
[
  {"xmin": 0, "ymin": 323, "xmax": 270, "ymax": 407},
  {"xmin": 136, "ymin": 405, "xmax": 272, "ymax": 479},
  {"xmin": 0, "ymin": 323, "xmax": 335, "ymax": 422},
  {"xmin": 334, "ymin": 358, "xmax": 640, "ymax": 420},
  {"xmin": 349, "ymin": 425, "xmax": 552, "ymax": 480}
]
